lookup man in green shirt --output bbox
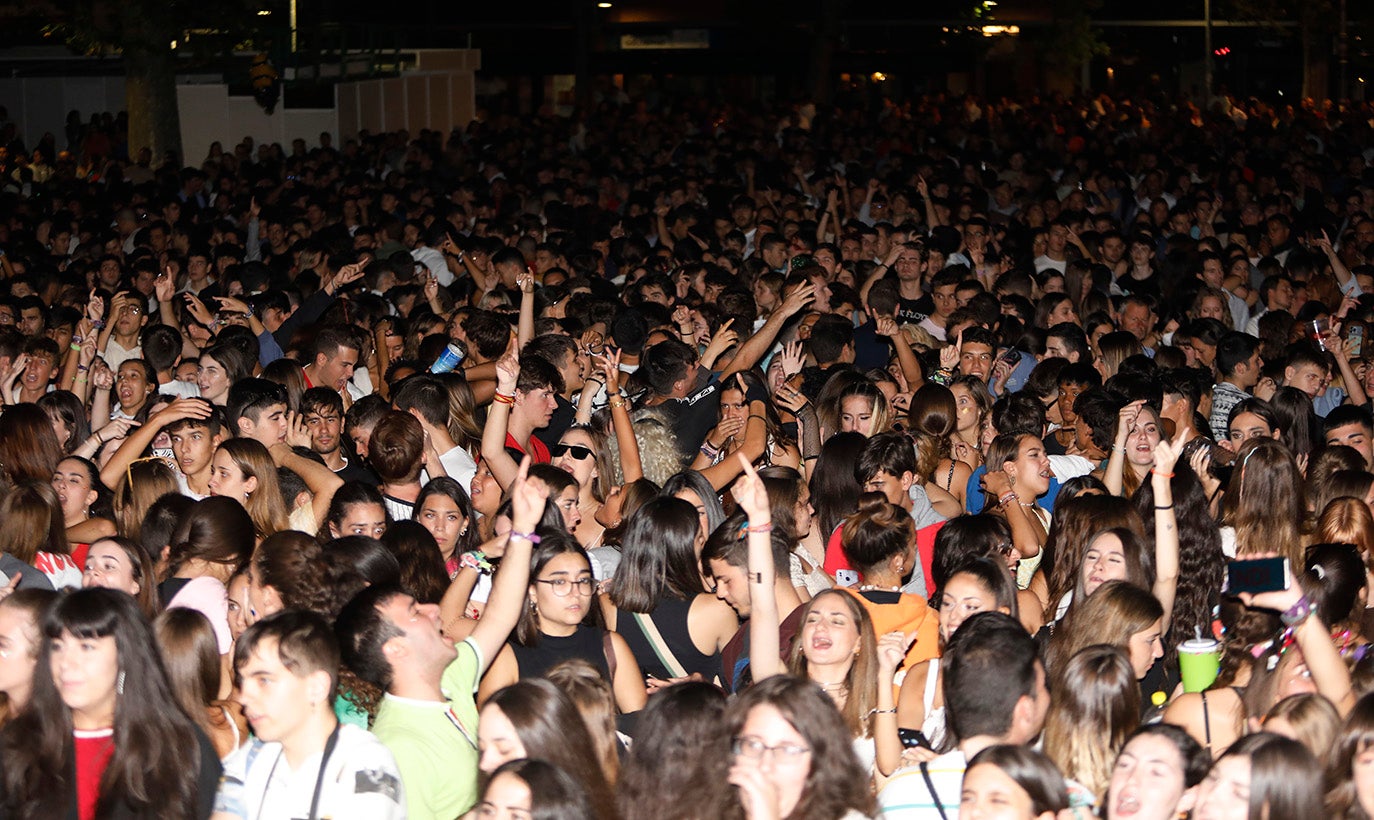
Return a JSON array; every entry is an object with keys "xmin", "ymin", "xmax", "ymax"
[{"xmin": 336, "ymin": 458, "xmax": 546, "ymax": 819}]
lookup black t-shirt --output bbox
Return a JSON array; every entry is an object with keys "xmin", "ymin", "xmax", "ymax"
[
  {"xmin": 335, "ymin": 458, "xmax": 379, "ymax": 486},
  {"xmin": 535, "ymin": 394, "xmax": 576, "ymax": 450},
  {"xmin": 896, "ymin": 296, "xmax": 932, "ymax": 325}
]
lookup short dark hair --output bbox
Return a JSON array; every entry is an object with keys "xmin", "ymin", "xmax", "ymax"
[
  {"xmin": 391, "ymin": 374, "xmax": 449, "ymax": 427},
  {"xmin": 522, "ymin": 334, "xmax": 578, "ymax": 376},
  {"xmin": 959, "ymin": 326, "xmax": 997, "ymax": 350},
  {"xmin": 1324, "ymin": 404, "xmax": 1374, "ymax": 437},
  {"xmin": 944, "ymin": 611, "xmax": 1042, "ymax": 741},
  {"xmin": 809, "ymin": 314, "xmax": 855, "ymax": 365},
  {"xmin": 313, "ymin": 325, "xmax": 362, "ymax": 361},
  {"xmin": 855, "ymin": 432, "xmax": 917, "ymax": 485},
  {"xmin": 234, "ymin": 609, "xmax": 341, "ymax": 697},
  {"xmin": 165, "ymin": 402, "xmax": 226, "ymax": 438},
  {"xmin": 1216, "ymin": 332, "xmax": 1260, "ymax": 378},
  {"xmin": 1074, "ymin": 388, "xmax": 1122, "ymax": 452},
  {"xmin": 300, "ymin": 386, "xmax": 344, "ymax": 418},
  {"xmin": 334, "ymin": 583, "xmax": 407, "ymax": 692},
  {"xmin": 226, "ymin": 377, "xmax": 288, "ymax": 432},
  {"xmin": 1045, "ymin": 322, "xmax": 1090, "ymax": 361},
  {"xmin": 369, "ymin": 411, "xmax": 425, "ymax": 483},
  {"xmin": 1058, "ymin": 361, "xmax": 1102, "ymax": 390},
  {"xmin": 140, "ymin": 324, "xmax": 182, "ymax": 371},
  {"xmin": 516, "ymin": 354, "xmax": 564, "ymax": 395},
  {"xmin": 640, "ymin": 338, "xmax": 697, "ymax": 397},
  {"xmin": 700, "ymin": 509, "xmax": 790, "ymax": 576},
  {"xmin": 462, "ymin": 310, "xmax": 513, "ymax": 360}
]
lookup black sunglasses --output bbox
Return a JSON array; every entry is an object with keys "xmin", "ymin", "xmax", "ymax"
[{"xmin": 551, "ymin": 444, "xmax": 595, "ymax": 461}]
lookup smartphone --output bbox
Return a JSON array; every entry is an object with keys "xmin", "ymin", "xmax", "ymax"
[
  {"xmin": 899, "ymin": 728, "xmax": 932, "ymax": 750},
  {"xmin": 1349, "ymin": 324, "xmax": 1364, "ymax": 357},
  {"xmin": 1223, "ymin": 557, "xmax": 1289, "ymax": 595},
  {"xmin": 998, "ymin": 349, "xmax": 1022, "ymax": 368}
]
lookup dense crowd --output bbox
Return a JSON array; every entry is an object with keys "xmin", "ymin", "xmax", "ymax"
[{"xmin": 0, "ymin": 90, "xmax": 1370, "ymax": 819}]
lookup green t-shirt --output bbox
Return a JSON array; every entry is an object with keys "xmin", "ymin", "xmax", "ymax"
[
  {"xmin": 334, "ymin": 689, "xmax": 370, "ymax": 729},
  {"xmin": 372, "ymin": 637, "xmax": 483, "ymax": 820}
]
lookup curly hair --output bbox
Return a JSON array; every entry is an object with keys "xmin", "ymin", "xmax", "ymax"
[{"xmin": 1133, "ymin": 465, "xmax": 1223, "ymax": 667}]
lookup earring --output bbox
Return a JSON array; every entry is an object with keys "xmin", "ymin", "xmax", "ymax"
[{"xmin": 116, "ymin": 670, "xmax": 125, "ymax": 696}]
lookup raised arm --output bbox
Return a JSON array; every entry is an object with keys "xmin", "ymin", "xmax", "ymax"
[
  {"xmin": 1150, "ymin": 437, "xmax": 1183, "ymax": 634},
  {"xmin": 1104, "ymin": 400, "xmax": 1143, "ymax": 497},
  {"xmin": 478, "ymin": 349, "xmax": 522, "ymax": 490},
  {"xmin": 468, "ymin": 456, "xmax": 547, "ymax": 672},
  {"xmin": 874, "ymin": 631, "xmax": 914, "ymax": 777},
  {"xmin": 274, "ymin": 415, "xmax": 346, "ymax": 525},
  {"xmin": 1240, "ymin": 559, "xmax": 1356, "ymax": 715},
  {"xmin": 599, "ymin": 349, "xmax": 642, "ymax": 483},
  {"xmin": 871, "ymin": 310, "xmax": 923, "ymax": 388},
  {"xmin": 516, "ymin": 272, "xmax": 536, "ymax": 350},
  {"xmin": 720, "ymin": 283, "xmax": 816, "ymax": 379},
  {"xmin": 99, "ymin": 397, "xmax": 212, "ymax": 490},
  {"xmin": 984, "ymin": 469, "xmax": 1043, "ymax": 560},
  {"xmin": 735, "ymin": 455, "xmax": 783, "ymax": 680}
]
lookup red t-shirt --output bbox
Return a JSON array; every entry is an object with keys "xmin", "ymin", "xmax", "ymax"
[
  {"xmin": 822, "ymin": 520, "xmax": 945, "ymax": 593},
  {"xmin": 505, "ymin": 431, "xmax": 551, "ymax": 464},
  {"xmin": 74, "ymin": 728, "xmax": 115, "ymax": 820}
]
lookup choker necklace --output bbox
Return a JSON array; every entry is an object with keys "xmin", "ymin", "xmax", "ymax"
[{"xmin": 816, "ymin": 681, "xmax": 848, "ymax": 691}]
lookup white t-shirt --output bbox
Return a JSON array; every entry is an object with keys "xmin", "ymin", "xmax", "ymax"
[{"xmin": 213, "ymin": 723, "xmax": 406, "ymax": 820}]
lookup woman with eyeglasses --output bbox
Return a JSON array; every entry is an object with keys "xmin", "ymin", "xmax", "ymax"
[
  {"xmin": 723, "ymin": 675, "xmax": 875, "ymax": 820},
  {"xmin": 477, "ymin": 527, "xmax": 646, "ymax": 714}
]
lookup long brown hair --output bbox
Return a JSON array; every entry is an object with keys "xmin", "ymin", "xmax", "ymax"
[
  {"xmin": 112, "ymin": 458, "xmax": 178, "ymax": 541},
  {"xmin": 1043, "ymin": 644, "xmax": 1140, "ymax": 801},
  {"xmin": 485, "ymin": 679, "xmax": 616, "ymax": 819},
  {"xmin": 1042, "ymin": 494, "xmax": 1145, "ymax": 624},
  {"xmin": 0, "ymin": 403, "xmax": 62, "ymax": 488},
  {"xmin": 152, "ymin": 608, "xmax": 224, "ymax": 753},
  {"xmin": 0, "ymin": 588, "xmax": 210, "ymax": 818},
  {"xmin": 1220, "ymin": 437, "xmax": 1308, "ymax": 565},
  {"xmin": 720, "ymin": 675, "xmax": 876, "ymax": 820},
  {"xmin": 1048, "ymin": 581, "xmax": 1163, "ymax": 677},
  {"xmin": 216, "ymin": 438, "xmax": 289, "ymax": 538},
  {"xmin": 786, "ymin": 589, "xmax": 879, "ymax": 739},
  {"xmin": 0, "ymin": 480, "xmax": 69, "ymax": 562},
  {"xmin": 0, "ymin": 589, "xmax": 57, "ymax": 727},
  {"xmin": 545, "ymin": 659, "xmax": 620, "ymax": 786}
]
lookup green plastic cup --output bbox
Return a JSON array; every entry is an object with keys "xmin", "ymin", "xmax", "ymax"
[{"xmin": 1178, "ymin": 637, "xmax": 1221, "ymax": 694}]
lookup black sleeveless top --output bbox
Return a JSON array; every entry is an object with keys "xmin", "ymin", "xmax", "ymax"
[
  {"xmin": 616, "ymin": 596, "xmax": 721, "ymax": 681},
  {"xmin": 511, "ymin": 624, "xmax": 611, "ymax": 682}
]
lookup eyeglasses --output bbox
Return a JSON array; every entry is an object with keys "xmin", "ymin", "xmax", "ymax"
[
  {"xmin": 536, "ymin": 577, "xmax": 595, "ymax": 597},
  {"xmin": 551, "ymin": 443, "xmax": 594, "ymax": 461},
  {"xmin": 732, "ymin": 736, "xmax": 811, "ymax": 762}
]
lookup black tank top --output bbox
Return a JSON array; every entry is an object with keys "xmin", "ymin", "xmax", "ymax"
[
  {"xmin": 511, "ymin": 624, "xmax": 611, "ymax": 682},
  {"xmin": 617, "ymin": 596, "xmax": 721, "ymax": 681}
]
